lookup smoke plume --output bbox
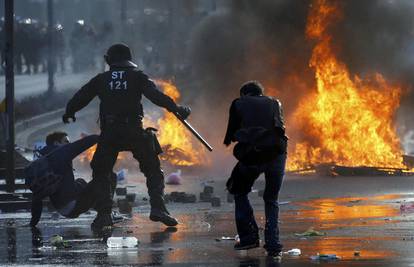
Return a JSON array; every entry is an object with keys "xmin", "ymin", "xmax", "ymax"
[{"xmin": 188, "ymin": 0, "xmax": 414, "ymax": 154}]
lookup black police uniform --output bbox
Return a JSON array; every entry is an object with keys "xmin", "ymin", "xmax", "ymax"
[{"xmin": 65, "ymin": 60, "xmax": 182, "ymax": 221}]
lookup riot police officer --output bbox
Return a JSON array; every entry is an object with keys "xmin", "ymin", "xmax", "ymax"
[
  {"xmin": 224, "ymin": 81, "xmax": 287, "ymax": 259},
  {"xmin": 63, "ymin": 43, "xmax": 190, "ymax": 231}
]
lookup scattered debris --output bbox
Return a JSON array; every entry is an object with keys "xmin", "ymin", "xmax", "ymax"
[
  {"xmin": 166, "ymin": 170, "xmax": 182, "ymax": 185},
  {"xmin": 400, "ymin": 202, "xmax": 414, "ymax": 212},
  {"xmin": 29, "ymin": 257, "xmax": 43, "ymax": 261},
  {"xmin": 49, "ymin": 235, "xmax": 71, "ymax": 248},
  {"xmin": 142, "ymin": 197, "xmax": 148, "ymax": 201},
  {"xmin": 211, "ymin": 197, "xmax": 221, "ymax": 207},
  {"xmin": 126, "ymin": 193, "xmax": 136, "ymax": 203},
  {"xmin": 349, "ymin": 199, "xmax": 362, "ymax": 204},
  {"xmin": 200, "ymin": 192, "xmax": 213, "ymax": 202},
  {"xmin": 116, "ymin": 169, "xmax": 128, "ymax": 183},
  {"xmin": 125, "ymin": 230, "xmax": 133, "ymax": 234},
  {"xmin": 117, "ymin": 199, "xmax": 132, "ymax": 214},
  {"xmin": 166, "ymin": 192, "xmax": 196, "ymax": 203},
  {"xmin": 221, "ymin": 236, "xmax": 236, "ymax": 241},
  {"xmin": 107, "ymin": 237, "xmax": 138, "ymax": 248},
  {"xmin": 295, "ymin": 227, "xmax": 326, "ymax": 237},
  {"xmin": 38, "ymin": 246, "xmax": 57, "ymax": 251},
  {"xmin": 115, "ymin": 187, "xmax": 127, "ymax": 196},
  {"xmin": 203, "ymin": 186, "xmax": 214, "ymax": 195},
  {"xmin": 354, "ymin": 251, "xmax": 361, "ymax": 257},
  {"xmin": 286, "ymin": 248, "xmax": 301, "ymax": 256},
  {"xmin": 310, "ymin": 253, "xmax": 340, "ymax": 261}
]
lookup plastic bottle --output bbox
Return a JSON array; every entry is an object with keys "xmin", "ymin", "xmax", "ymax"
[
  {"xmin": 107, "ymin": 237, "xmax": 138, "ymax": 248},
  {"xmin": 286, "ymin": 248, "xmax": 301, "ymax": 256}
]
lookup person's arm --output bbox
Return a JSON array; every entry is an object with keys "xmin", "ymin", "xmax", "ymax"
[
  {"xmin": 60, "ymin": 135, "xmax": 100, "ymax": 161},
  {"xmin": 140, "ymin": 73, "xmax": 179, "ymax": 112},
  {"xmin": 30, "ymin": 199, "xmax": 43, "ymax": 227},
  {"xmin": 224, "ymin": 100, "xmax": 241, "ymax": 146},
  {"xmin": 273, "ymin": 99, "xmax": 286, "ymax": 134},
  {"xmin": 65, "ymin": 76, "xmax": 100, "ymax": 117}
]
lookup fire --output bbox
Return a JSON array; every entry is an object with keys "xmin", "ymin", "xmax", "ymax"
[
  {"xmin": 287, "ymin": 0, "xmax": 404, "ymax": 170},
  {"xmin": 79, "ymin": 144, "xmax": 96, "ymax": 163},
  {"xmin": 78, "ymin": 80, "xmax": 207, "ymax": 167},
  {"xmin": 154, "ymin": 80, "xmax": 208, "ymax": 166}
]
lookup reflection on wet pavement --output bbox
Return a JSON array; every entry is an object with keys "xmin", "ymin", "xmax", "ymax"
[{"xmin": 1, "ymin": 193, "xmax": 414, "ymax": 266}]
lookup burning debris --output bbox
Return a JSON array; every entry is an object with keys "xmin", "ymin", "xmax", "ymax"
[
  {"xmin": 287, "ymin": 0, "xmax": 406, "ymax": 172},
  {"xmin": 155, "ymin": 80, "xmax": 210, "ymax": 167}
]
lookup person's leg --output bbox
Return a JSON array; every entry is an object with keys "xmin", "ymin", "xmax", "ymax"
[
  {"xmin": 263, "ymin": 153, "xmax": 287, "ymax": 254},
  {"xmin": 67, "ymin": 179, "xmax": 100, "ymax": 218},
  {"xmin": 234, "ymin": 194, "xmax": 259, "ymax": 243},
  {"xmin": 89, "ymin": 141, "xmax": 119, "ymax": 229},
  {"xmin": 230, "ymin": 162, "xmax": 260, "ymax": 249},
  {"xmin": 132, "ymin": 132, "xmax": 177, "ymax": 226}
]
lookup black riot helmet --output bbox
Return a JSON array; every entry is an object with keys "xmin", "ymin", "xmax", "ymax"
[{"xmin": 104, "ymin": 43, "xmax": 137, "ymax": 67}]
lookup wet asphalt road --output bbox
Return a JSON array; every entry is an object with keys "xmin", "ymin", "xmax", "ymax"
[{"xmin": 2, "ymin": 175, "xmax": 414, "ymax": 266}]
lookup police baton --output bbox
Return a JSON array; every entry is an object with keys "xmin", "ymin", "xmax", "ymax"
[{"xmin": 173, "ymin": 112, "xmax": 213, "ymax": 152}]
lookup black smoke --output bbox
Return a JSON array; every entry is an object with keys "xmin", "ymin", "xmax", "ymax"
[{"xmin": 188, "ymin": 0, "xmax": 414, "ymax": 151}]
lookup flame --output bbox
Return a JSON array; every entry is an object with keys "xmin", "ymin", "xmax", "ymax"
[
  {"xmin": 287, "ymin": 0, "xmax": 404, "ymax": 170},
  {"xmin": 154, "ymin": 80, "xmax": 208, "ymax": 166}
]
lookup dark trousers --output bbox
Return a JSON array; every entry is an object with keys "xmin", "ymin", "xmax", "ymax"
[
  {"xmin": 67, "ymin": 176, "xmax": 116, "ymax": 218},
  {"xmin": 90, "ymin": 122, "xmax": 166, "ymax": 215},
  {"xmin": 229, "ymin": 153, "xmax": 286, "ymax": 252}
]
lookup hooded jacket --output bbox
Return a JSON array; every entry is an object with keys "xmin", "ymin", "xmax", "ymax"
[{"xmin": 30, "ymin": 135, "xmax": 99, "ymax": 226}]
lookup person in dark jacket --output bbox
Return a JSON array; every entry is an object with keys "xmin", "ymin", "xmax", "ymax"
[
  {"xmin": 224, "ymin": 81, "xmax": 288, "ymax": 259},
  {"xmin": 30, "ymin": 131, "xmax": 119, "ymax": 227},
  {"xmin": 62, "ymin": 43, "xmax": 191, "ymax": 231}
]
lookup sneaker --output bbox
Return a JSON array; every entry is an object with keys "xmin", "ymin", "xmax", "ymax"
[
  {"xmin": 91, "ymin": 213, "xmax": 113, "ymax": 232},
  {"xmin": 234, "ymin": 239, "xmax": 260, "ymax": 250},
  {"xmin": 111, "ymin": 211, "xmax": 128, "ymax": 224},
  {"xmin": 149, "ymin": 210, "xmax": 178, "ymax": 227},
  {"xmin": 267, "ymin": 251, "xmax": 283, "ymax": 261}
]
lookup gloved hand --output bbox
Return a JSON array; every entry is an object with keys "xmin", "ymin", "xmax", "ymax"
[
  {"xmin": 176, "ymin": 105, "xmax": 191, "ymax": 120},
  {"xmin": 62, "ymin": 113, "xmax": 76, "ymax": 124}
]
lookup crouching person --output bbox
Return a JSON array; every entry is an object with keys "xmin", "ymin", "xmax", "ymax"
[
  {"xmin": 26, "ymin": 131, "xmax": 119, "ymax": 227},
  {"xmin": 224, "ymin": 81, "xmax": 288, "ymax": 259}
]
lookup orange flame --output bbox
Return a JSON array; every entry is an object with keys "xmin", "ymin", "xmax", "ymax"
[
  {"xmin": 154, "ymin": 80, "xmax": 208, "ymax": 166},
  {"xmin": 287, "ymin": 0, "xmax": 404, "ymax": 170}
]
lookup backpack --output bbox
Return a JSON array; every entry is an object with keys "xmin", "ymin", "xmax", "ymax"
[
  {"xmin": 24, "ymin": 155, "xmax": 63, "ymax": 201},
  {"xmin": 233, "ymin": 127, "xmax": 287, "ymax": 165}
]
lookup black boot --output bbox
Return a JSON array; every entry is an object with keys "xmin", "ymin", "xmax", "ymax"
[
  {"xmin": 91, "ymin": 213, "xmax": 113, "ymax": 232},
  {"xmin": 149, "ymin": 197, "xmax": 178, "ymax": 226},
  {"xmin": 150, "ymin": 209, "xmax": 178, "ymax": 226}
]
